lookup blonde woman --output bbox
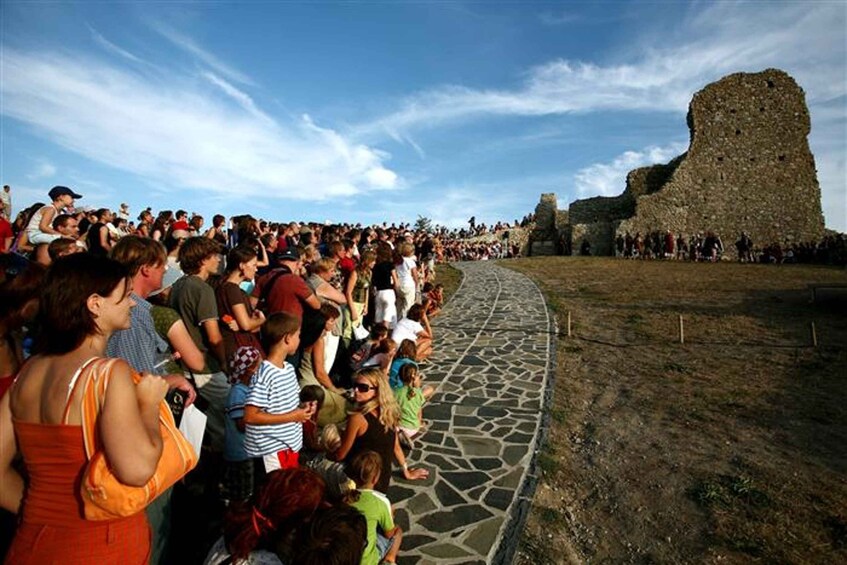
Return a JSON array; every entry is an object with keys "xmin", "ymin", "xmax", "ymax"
[{"xmin": 332, "ymin": 368, "xmax": 428, "ymax": 493}]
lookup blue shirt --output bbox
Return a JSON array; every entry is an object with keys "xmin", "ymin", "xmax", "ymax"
[
  {"xmin": 244, "ymin": 361, "xmax": 302, "ymax": 456},
  {"xmin": 224, "ymin": 383, "xmax": 250, "ymax": 462},
  {"xmin": 107, "ymin": 293, "xmax": 169, "ymax": 374}
]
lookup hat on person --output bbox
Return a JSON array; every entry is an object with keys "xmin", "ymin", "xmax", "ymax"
[
  {"xmin": 277, "ymin": 249, "xmax": 300, "ymax": 262},
  {"xmin": 300, "ymin": 225, "xmax": 312, "ymax": 235},
  {"xmin": 48, "ymin": 186, "xmax": 83, "ymax": 200},
  {"xmin": 229, "ymin": 346, "xmax": 262, "ymax": 384},
  {"xmin": 149, "ymin": 265, "xmax": 183, "ymax": 297}
]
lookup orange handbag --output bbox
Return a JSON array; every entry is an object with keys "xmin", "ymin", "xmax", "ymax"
[{"xmin": 66, "ymin": 358, "xmax": 198, "ymax": 520}]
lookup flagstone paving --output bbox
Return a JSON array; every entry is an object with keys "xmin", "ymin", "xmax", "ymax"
[{"xmin": 388, "ymin": 261, "xmax": 554, "ymax": 565}]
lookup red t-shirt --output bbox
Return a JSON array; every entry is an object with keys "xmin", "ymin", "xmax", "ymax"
[
  {"xmin": 0, "ymin": 217, "xmax": 13, "ymax": 252},
  {"xmin": 338, "ymin": 256, "xmax": 356, "ymax": 279},
  {"xmin": 252, "ymin": 268, "xmax": 314, "ymax": 320},
  {"xmin": 171, "ymin": 220, "xmax": 190, "ymax": 231}
]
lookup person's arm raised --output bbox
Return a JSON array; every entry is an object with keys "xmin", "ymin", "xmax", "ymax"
[{"xmin": 100, "ymin": 362, "xmax": 169, "ymax": 486}]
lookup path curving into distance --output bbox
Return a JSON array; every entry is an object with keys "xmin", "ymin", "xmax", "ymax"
[{"xmin": 389, "ymin": 261, "xmax": 555, "ymax": 565}]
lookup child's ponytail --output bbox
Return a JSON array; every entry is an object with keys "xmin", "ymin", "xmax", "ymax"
[{"xmin": 399, "ymin": 363, "xmax": 418, "ymax": 400}]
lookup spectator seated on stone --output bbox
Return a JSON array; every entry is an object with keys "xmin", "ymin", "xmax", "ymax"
[
  {"xmin": 390, "ymin": 304, "xmax": 433, "ymax": 362},
  {"xmin": 388, "ymin": 339, "xmax": 418, "ymax": 390}
]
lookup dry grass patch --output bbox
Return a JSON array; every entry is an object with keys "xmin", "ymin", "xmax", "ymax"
[{"xmin": 507, "ymin": 257, "xmax": 846, "ymax": 564}]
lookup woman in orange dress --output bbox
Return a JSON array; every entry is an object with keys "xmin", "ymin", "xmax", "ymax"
[{"xmin": 0, "ymin": 253, "xmax": 170, "ymax": 564}]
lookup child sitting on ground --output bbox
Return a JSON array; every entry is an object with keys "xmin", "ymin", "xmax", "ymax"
[
  {"xmin": 361, "ymin": 337, "xmax": 396, "ymax": 378},
  {"xmin": 421, "ymin": 282, "xmax": 443, "ymax": 318},
  {"xmin": 388, "ymin": 339, "xmax": 418, "ymax": 390},
  {"xmin": 222, "ymin": 345, "xmax": 263, "ymax": 503},
  {"xmin": 394, "ymin": 364, "xmax": 435, "ymax": 442},
  {"xmin": 243, "ymin": 312, "xmax": 316, "ymax": 472},
  {"xmin": 299, "ymin": 384, "xmax": 352, "ymax": 501},
  {"xmin": 346, "ymin": 450, "xmax": 403, "ymax": 565},
  {"xmin": 350, "ymin": 323, "xmax": 389, "ymax": 371}
]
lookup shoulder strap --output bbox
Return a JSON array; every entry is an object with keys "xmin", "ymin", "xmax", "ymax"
[
  {"xmin": 72, "ymin": 358, "xmax": 123, "ymax": 458},
  {"xmin": 259, "ymin": 268, "xmax": 287, "ymax": 306},
  {"xmin": 61, "ymin": 357, "xmax": 101, "ymax": 424}
]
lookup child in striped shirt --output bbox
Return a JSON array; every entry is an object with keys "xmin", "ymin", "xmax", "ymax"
[{"xmin": 243, "ymin": 312, "xmax": 315, "ymax": 472}]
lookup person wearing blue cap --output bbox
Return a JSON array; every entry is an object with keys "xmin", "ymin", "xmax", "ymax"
[{"xmin": 24, "ymin": 186, "xmax": 82, "ymax": 245}]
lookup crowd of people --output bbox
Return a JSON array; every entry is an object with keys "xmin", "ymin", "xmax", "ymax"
[
  {"xmin": 0, "ymin": 184, "xmax": 477, "ymax": 564},
  {"xmin": 611, "ymin": 229, "xmax": 846, "ymax": 265}
]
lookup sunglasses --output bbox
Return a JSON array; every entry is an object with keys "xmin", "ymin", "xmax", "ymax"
[{"xmin": 353, "ymin": 382, "xmax": 377, "ymax": 393}]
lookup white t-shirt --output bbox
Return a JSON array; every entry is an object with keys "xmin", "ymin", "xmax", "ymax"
[
  {"xmin": 396, "ymin": 256, "xmax": 417, "ymax": 289},
  {"xmin": 392, "ymin": 318, "xmax": 423, "ymax": 344}
]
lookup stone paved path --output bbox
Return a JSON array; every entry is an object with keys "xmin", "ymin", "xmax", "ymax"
[{"xmin": 388, "ymin": 261, "xmax": 554, "ymax": 565}]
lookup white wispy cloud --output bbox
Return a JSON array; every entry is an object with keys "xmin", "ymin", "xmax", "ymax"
[
  {"xmin": 573, "ymin": 142, "xmax": 689, "ymax": 198},
  {"xmin": 0, "ymin": 48, "xmax": 398, "ymax": 202},
  {"xmin": 359, "ymin": 3, "xmax": 844, "ymax": 133},
  {"xmin": 26, "ymin": 161, "xmax": 57, "ymax": 181},
  {"xmin": 88, "ymin": 26, "xmax": 145, "ymax": 65},
  {"xmin": 152, "ymin": 23, "xmax": 256, "ymax": 87},
  {"xmin": 201, "ymin": 71, "xmax": 273, "ymax": 125},
  {"xmin": 538, "ymin": 11, "xmax": 580, "ymax": 26}
]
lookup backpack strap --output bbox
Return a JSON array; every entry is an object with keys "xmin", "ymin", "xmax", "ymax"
[{"xmin": 259, "ymin": 267, "xmax": 289, "ymax": 307}]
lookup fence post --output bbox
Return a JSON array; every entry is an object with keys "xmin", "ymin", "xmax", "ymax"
[
  {"xmin": 567, "ymin": 311, "xmax": 572, "ymax": 338},
  {"xmin": 679, "ymin": 315, "xmax": 685, "ymax": 344},
  {"xmin": 810, "ymin": 322, "xmax": 818, "ymax": 348}
]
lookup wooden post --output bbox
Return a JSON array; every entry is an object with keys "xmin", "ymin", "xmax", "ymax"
[
  {"xmin": 811, "ymin": 322, "xmax": 818, "ymax": 347},
  {"xmin": 567, "ymin": 311, "xmax": 572, "ymax": 338},
  {"xmin": 679, "ymin": 315, "xmax": 685, "ymax": 344}
]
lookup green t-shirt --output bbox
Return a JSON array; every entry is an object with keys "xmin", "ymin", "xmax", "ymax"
[
  {"xmin": 149, "ymin": 305, "xmax": 184, "ymax": 374},
  {"xmin": 169, "ymin": 274, "xmax": 221, "ymax": 373},
  {"xmin": 394, "ymin": 385, "xmax": 425, "ymax": 430},
  {"xmin": 351, "ymin": 489, "xmax": 394, "ymax": 565}
]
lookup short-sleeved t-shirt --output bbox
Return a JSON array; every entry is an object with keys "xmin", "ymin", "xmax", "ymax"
[
  {"xmin": 169, "ymin": 275, "xmax": 221, "ymax": 373},
  {"xmin": 244, "ymin": 361, "xmax": 302, "ymax": 456},
  {"xmin": 388, "ymin": 358, "xmax": 417, "ymax": 390},
  {"xmin": 224, "ymin": 382, "xmax": 250, "ymax": 462},
  {"xmin": 395, "ymin": 256, "xmax": 417, "ymax": 289},
  {"xmin": 216, "ymin": 281, "xmax": 263, "ymax": 357},
  {"xmin": 391, "ymin": 318, "xmax": 423, "ymax": 345},
  {"xmin": 252, "ymin": 268, "xmax": 314, "ymax": 321},
  {"xmin": 352, "ymin": 489, "xmax": 395, "ymax": 565},
  {"xmin": 394, "ymin": 385, "xmax": 425, "ymax": 430},
  {"xmin": 149, "ymin": 305, "xmax": 183, "ymax": 375}
]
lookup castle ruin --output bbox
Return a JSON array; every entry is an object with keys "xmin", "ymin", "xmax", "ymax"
[{"xmin": 560, "ymin": 69, "xmax": 825, "ymax": 257}]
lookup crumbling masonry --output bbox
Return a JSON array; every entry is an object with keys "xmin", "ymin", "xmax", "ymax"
[{"xmin": 560, "ymin": 69, "xmax": 825, "ymax": 257}]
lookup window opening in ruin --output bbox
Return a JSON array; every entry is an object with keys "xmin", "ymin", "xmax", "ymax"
[
  {"xmin": 778, "ymin": 155, "xmax": 786, "ymax": 161},
  {"xmin": 735, "ymin": 129, "xmax": 741, "ymax": 135},
  {"xmin": 717, "ymin": 156, "xmax": 724, "ymax": 162},
  {"xmin": 730, "ymin": 108, "xmax": 736, "ymax": 114},
  {"xmin": 749, "ymin": 157, "xmax": 756, "ymax": 162},
  {"xmin": 760, "ymin": 106, "xmax": 765, "ymax": 112},
  {"xmin": 767, "ymin": 79, "xmax": 775, "ymax": 88}
]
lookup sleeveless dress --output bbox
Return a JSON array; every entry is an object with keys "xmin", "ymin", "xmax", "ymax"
[
  {"xmin": 345, "ymin": 411, "xmax": 396, "ymax": 494},
  {"xmin": 6, "ymin": 421, "xmax": 150, "ymax": 564}
]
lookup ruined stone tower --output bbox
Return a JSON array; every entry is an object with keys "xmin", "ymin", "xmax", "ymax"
[{"xmin": 566, "ymin": 69, "xmax": 826, "ymax": 256}]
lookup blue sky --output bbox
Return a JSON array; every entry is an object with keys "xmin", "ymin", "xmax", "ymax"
[{"xmin": 1, "ymin": 1, "xmax": 845, "ymax": 231}]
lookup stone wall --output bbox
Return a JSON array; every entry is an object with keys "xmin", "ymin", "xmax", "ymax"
[{"xmin": 563, "ymin": 69, "xmax": 825, "ymax": 257}]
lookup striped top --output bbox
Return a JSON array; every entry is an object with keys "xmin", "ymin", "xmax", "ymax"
[{"xmin": 244, "ymin": 360, "xmax": 302, "ymax": 456}]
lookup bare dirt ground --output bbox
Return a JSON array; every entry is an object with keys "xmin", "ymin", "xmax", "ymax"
[{"xmin": 504, "ymin": 257, "xmax": 846, "ymax": 564}]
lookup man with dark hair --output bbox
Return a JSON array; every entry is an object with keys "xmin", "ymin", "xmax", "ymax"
[
  {"xmin": 251, "ymin": 248, "xmax": 320, "ymax": 321},
  {"xmin": 169, "ymin": 236, "xmax": 229, "ymax": 450},
  {"xmin": 52, "ymin": 213, "xmax": 80, "ymax": 240}
]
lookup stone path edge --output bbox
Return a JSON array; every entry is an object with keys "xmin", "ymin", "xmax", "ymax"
[{"xmin": 483, "ymin": 262, "xmax": 558, "ymax": 565}]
